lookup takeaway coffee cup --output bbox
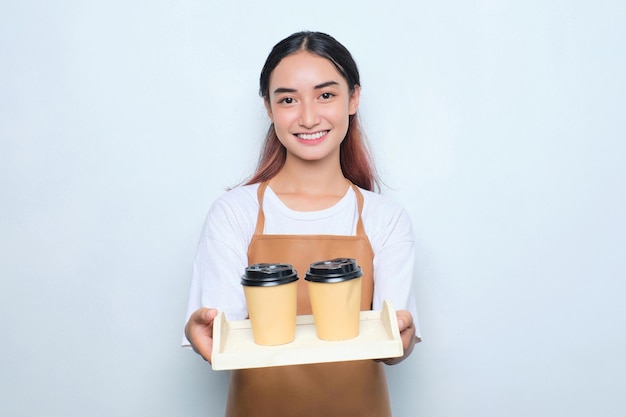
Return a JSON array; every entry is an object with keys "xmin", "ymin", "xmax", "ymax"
[
  {"xmin": 241, "ymin": 263, "xmax": 299, "ymax": 346},
  {"xmin": 305, "ymin": 258, "xmax": 363, "ymax": 341}
]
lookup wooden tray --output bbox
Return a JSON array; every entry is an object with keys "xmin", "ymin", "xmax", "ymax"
[{"xmin": 211, "ymin": 300, "xmax": 402, "ymax": 370}]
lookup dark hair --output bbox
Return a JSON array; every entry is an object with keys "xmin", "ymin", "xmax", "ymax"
[
  {"xmin": 259, "ymin": 31, "xmax": 360, "ymax": 98},
  {"xmin": 246, "ymin": 31, "xmax": 379, "ymax": 191}
]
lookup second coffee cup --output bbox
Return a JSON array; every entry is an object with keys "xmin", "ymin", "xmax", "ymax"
[
  {"xmin": 305, "ymin": 258, "xmax": 363, "ymax": 341},
  {"xmin": 241, "ymin": 263, "xmax": 299, "ymax": 346}
]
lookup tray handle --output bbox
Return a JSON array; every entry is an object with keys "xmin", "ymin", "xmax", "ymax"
[{"xmin": 380, "ymin": 300, "xmax": 401, "ymax": 342}]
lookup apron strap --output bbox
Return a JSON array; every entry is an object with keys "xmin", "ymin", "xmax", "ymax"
[
  {"xmin": 351, "ymin": 183, "xmax": 367, "ymax": 237},
  {"xmin": 254, "ymin": 180, "xmax": 367, "ymax": 236},
  {"xmin": 254, "ymin": 181, "xmax": 269, "ymax": 235}
]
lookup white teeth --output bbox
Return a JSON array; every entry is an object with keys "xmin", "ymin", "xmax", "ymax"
[{"xmin": 297, "ymin": 131, "xmax": 327, "ymax": 140}]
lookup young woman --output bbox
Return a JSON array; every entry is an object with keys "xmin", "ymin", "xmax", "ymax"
[{"xmin": 184, "ymin": 31, "xmax": 420, "ymax": 417}]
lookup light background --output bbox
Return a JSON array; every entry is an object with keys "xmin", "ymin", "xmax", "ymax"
[{"xmin": 1, "ymin": 1, "xmax": 624, "ymax": 416}]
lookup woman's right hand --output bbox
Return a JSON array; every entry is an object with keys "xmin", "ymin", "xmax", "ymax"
[{"xmin": 185, "ymin": 308, "xmax": 218, "ymax": 363}]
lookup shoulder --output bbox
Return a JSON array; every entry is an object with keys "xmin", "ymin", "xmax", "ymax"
[
  {"xmin": 200, "ymin": 183, "xmax": 260, "ymax": 238},
  {"xmin": 358, "ymin": 187, "xmax": 414, "ymax": 242},
  {"xmin": 209, "ymin": 183, "xmax": 259, "ymax": 214},
  {"xmin": 359, "ymin": 187, "xmax": 410, "ymax": 220}
]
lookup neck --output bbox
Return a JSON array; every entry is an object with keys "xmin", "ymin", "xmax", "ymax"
[{"xmin": 272, "ymin": 154, "xmax": 347, "ymax": 195}]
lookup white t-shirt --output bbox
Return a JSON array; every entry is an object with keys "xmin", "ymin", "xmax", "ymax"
[{"xmin": 183, "ymin": 183, "xmax": 420, "ymax": 346}]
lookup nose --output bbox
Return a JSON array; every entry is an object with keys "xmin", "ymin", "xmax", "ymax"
[{"xmin": 298, "ymin": 101, "xmax": 320, "ymax": 128}]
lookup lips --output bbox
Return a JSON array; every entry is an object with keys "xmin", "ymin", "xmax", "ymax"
[{"xmin": 296, "ymin": 130, "xmax": 329, "ymax": 140}]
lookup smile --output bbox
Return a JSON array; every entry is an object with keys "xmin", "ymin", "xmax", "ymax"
[{"xmin": 296, "ymin": 130, "xmax": 329, "ymax": 140}]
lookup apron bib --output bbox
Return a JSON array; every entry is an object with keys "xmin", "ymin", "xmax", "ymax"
[{"xmin": 224, "ymin": 181, "xmax": 392, "ymax": 417}]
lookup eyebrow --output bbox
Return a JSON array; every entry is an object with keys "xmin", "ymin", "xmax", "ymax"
[{"xmin": 272, "ymin": 81, "xmax": 340, "ymax": 95}]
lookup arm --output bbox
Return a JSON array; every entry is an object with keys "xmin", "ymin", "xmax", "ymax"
[
  {"xmin": 182, "ymin": 188, "xmax": 257, "ymax": 354},
  {"xmin": 366, "ymin": 197, "xmax": 422, "ymax": 365}
]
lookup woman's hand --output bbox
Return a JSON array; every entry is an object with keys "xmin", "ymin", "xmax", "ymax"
[
  {"xmin": 184, "ymin": 308, "xmax": 218, "ymax": 363},
  {"xmin": 377, "ymin": 309, "xmax": 420, "ymax": 365}
]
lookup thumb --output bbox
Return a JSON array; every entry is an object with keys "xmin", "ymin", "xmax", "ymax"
[
  {"xmin": 189, "ymin": 307, "xmax": 218, "ymax": 326},
  {"xmin": 398, "ymin": 318, "xmax": 406, "ymax": 331},
  {"xmin": 396, "ymin": 310, "xmax": 413, "ymax": 332},
  {"xmin": 203, "ymin": 308, "xmax": 218, "ymax": 322}
]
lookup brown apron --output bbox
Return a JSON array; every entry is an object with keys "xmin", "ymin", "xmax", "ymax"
[{"xmin": 224, "ymin": 181, "xmax": 392, "ymax": 417}]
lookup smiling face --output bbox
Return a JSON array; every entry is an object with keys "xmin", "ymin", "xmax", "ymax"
[{"xmin": 265, "ymin": 51, "xmax": 360, "ymax": 164}]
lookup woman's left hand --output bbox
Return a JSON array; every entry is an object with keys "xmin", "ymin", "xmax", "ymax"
[{"xmin": 377, "ymin": 309, "xmax": 420, "ymax": 365}]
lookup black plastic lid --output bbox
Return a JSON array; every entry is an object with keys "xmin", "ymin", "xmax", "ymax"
[
  {"xmin": 304, "ymin": 258, "xmax": 363, "ymax": 283},
  {"xmin": 241, "ymin": 263, "xmax": 299, "ymax": 287}
]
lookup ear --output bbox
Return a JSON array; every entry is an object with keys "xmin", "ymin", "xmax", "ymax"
[
  {"xmin": 349, "ymin": 85, "xmax": 360, "ymax": 115},
  {"xmin": 264, "ymin": 97, "xmax": 274, "ymax": 122}
]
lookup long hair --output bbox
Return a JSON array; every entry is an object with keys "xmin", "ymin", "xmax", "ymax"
[{"xmin": 245, "ymin": 31, "xmax": 379, "ymax": 192}]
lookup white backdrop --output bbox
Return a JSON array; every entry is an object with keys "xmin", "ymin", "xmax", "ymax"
[{"xmin": 1, "ymin": 1, "xmax": 625, "ymax": 416}]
